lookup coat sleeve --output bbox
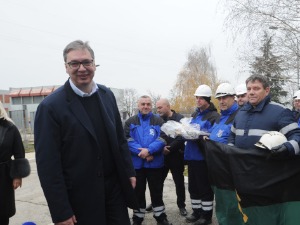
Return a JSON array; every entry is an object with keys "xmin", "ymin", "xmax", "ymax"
[
  {"xmin": 34, "ymin": 102, "xmax": 74, "ymax": 223},
  {"xmin": 11, "ymin": 124, "xmax": 25, "ymax": 159},
  {"xmin": 10, "ymin": 124, "xmax": 30, "ymax": 178},
  {"xmin": 124, "ymin": 117, "xmax": 143, "ymax": 155},
  {"xmin": 279, "ymin": 109, "xmax": 300, "ymax": 155},
  {"xmin": 228, "ymin": 122, "xmax": 236, "ymax": 146}
]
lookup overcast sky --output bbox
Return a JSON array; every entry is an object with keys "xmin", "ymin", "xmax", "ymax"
[{"xmin": 1, "ymin": 0, "xmax": 248, "ymax": 97}]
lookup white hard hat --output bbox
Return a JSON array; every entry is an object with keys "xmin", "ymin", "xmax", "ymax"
[
  {"xmin": 293, "ymin": 90, "xmax": 300, "ymax": 100},
  {"xmin": 194, "ymin": 84, "xmax": 212, "ymax": 97},
  {"xmin": 236, "ymin": 83, "xmax": 247, "ymax": 95},
  {"xmin": 254, "ymin": 131, "xmax": 287, "ymax": 150},
  {"xmin": 215, "ymin": 83, "xmax": 235, "ymax": 98}
]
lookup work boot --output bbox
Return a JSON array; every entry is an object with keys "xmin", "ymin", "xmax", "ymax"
[
  {"xmin": 185, "ymin": 212, "xmax": 201, "ymax": 223},
  {"xmin": 194, "ymin": 218, "xmax": 212, "ymax": 225},
  {"xmin": 145, "ymin": 204, "xmax": 153, "ymax": 212},
  {"xmin": 157, "ymin": 218, "xmax": 173, "ymax": 225},
  {"xmin": 179, "ymin": 207, "xmax": 187, "ymax": 216}
]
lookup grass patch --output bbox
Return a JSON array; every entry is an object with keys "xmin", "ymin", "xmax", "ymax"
[
  {"xmin": 184, "ymin": 165, "xmax": 188, "ymax": 176},
  {"xmin": 23, "ymin": 141, "xmax": 35, "ymax": 153}
]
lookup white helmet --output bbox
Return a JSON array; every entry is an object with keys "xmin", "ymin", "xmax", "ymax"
[
  {"xmin": 236, "ymin": 83, "xmax": 247, "ymax": 95},
  {"xmin": 293, "ymin": 90, "xmax": 300, "ymax": 100},
  {"xmin": 254, "ymin": 131, "xmax": 287, "ymax": 150},
  {"xmin": 194, "ymin": 84, "xmax": 212, "ymax": 97},
  {"xmin": 215, "ymin": 83, "xmax": 235, "ymax": 98}
]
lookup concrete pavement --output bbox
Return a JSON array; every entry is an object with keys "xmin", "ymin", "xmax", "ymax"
[{"xmin": 10, "ymin": 152, "xmax": 218, "ymax": 225}]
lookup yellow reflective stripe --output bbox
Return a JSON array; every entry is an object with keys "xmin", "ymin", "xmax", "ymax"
[{"xmin": 236, "ymin": 191, "xmax": 248, "ymax": 223}]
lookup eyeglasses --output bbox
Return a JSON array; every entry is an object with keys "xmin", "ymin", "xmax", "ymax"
[{"xmin": 66, "ymin": 60, "xmax": 94, "ymax": 69}]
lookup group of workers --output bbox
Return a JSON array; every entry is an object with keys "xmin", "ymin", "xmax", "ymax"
[
  {"xmin": 3, "ymin": 40, "xmax": 300, "ymax": 225},
  {"xmin": 124, "ymin": 74, "xmax": 300, "ymax": 225}
]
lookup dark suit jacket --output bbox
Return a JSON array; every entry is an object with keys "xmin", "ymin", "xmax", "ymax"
[{"xmin": 34, "ymin": 80, "xmax": 137, "ymax": 224}]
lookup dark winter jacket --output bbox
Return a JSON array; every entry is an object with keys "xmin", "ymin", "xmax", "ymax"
[
  {"xmin": 228, "ymin": 95, "xmax": 300, "ymax": 154},
  {"xmin": 0, "ymin": 119, "xmax": 30, "ymax": 218},
  {"xmin": 160, "ymin": 110, "xmax": 185, "ymax": 164}
]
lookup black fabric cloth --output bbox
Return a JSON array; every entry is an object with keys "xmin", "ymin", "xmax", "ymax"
[
  {"xmin": 205, "ymin": 141, "xmax": 300, "ymax": 208},
  {"xmin": 34, "ymin": 80, "xmax": 138, "ymax": 224},
  {"xmin": 0, "ymin": 217, "xmax": 9, "ymax": 225},
  {"xmin": 0, "ymin": 119, "xmax": 25, "ymax": 219},
  {"xmin": 104, "ymin": 176, "xmax": 131, "ymax": 225}
]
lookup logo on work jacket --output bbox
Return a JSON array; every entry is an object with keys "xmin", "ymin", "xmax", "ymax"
[
  {"xmin": 150, "ymin": 129, "xmax": 155, "ymax": 136},
  {"xmin": 217, "ymin": 129, "xmax": 224, "ymax": 138}
]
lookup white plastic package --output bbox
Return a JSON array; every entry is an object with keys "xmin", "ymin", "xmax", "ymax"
[{"xmin": 161, "ymin": 117, "xmax": 210, "ymax": 140}]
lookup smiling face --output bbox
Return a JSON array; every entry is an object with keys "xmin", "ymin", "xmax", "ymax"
[
  {"xmin": 65, "ymin": 48, "xmax": 96, "ymax": 93},
  {"xmin": 236, "ymin": 93, "xmax": 248, "ymax": 106},
  {"xmin": 138, "ymin": 97, "xmax": 152, "ymax": 115},
  {"xmin": 247, "ymin": 80, "xmax": 270, "ymax": 106}
]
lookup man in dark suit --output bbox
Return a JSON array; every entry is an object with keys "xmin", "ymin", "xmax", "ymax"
[{"xmin": 34, "ymin": 40, "xmax": 137, "ymax": 225}]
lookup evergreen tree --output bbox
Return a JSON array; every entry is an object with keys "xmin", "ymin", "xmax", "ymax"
[{"xmin": 250, "ymin": 32, "xmax": 288, "ymax": 104}]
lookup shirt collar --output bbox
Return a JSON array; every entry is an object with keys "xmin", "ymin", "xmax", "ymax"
[{"xmin": 69, "ymin": 79, "xmax": 98, "ymax": 97}]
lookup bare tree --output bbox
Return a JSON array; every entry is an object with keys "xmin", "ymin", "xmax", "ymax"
[
  {"xmin": 147, "ymin": 91, "xmax": 161, "ymax": 114},
  {"xmin": 223, "ymin": 0, "xmax": 300, "ymax": 40},
  {"xmin": 222, "ymin": 0, "xmax": 300, "ymax": 92},
  {"xmin": 122, "ymin": 88, "xmax": 139, "ymax": 117},
  {"xmin": 171, "ymin": 46, "xmax": 220, "ymax": 114}
]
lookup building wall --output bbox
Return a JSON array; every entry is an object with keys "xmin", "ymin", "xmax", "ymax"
[
  {"xmin": 7, "ymin": 85, "xmax": 128, "ymax": 131},
  {"xmin": 0, "ymin": 89, "xmax": 10, "ymax": 112}
]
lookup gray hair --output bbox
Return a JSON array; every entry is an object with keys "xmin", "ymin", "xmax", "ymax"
[
  {"xmin": 246, "ymin": 74, "xmax": 270, "ymax": 89},
  {"xmin": 63, "ymin": 40, "xmax": 95, "ymax": 62}
]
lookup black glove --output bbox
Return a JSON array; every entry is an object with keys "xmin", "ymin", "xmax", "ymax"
[{"xmin": 269, "ymin": 144, "xmax": 290, "ymax": 160}]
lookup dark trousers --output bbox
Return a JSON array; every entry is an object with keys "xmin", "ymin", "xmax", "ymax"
[
  {"xmin": 187, "ymin": 160, "xmax": 214, "ymax": 220},
  {"xmin": 105, "ymin": 176, "xmax": 131, "ymax": 225},
  {"xmin": 162, "ymin": 152, "xmax": 186, "ymax": 209},
  {"xmin": 0, "ymin": 217, "xmax": 9, "ymax": 225},
  {"xmin": 133, "ymin": 168, "xmax": 166, "ymax": 222}
]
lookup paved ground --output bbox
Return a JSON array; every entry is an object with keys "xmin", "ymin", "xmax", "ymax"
[{"xmin": 10, "ymin": 152, "xmax": 218, "ymax": 225}]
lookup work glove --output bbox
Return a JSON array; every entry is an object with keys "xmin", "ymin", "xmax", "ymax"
[{"xmin": 269, "ymin": 144, "xmax": 290, "ymax": 160}]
